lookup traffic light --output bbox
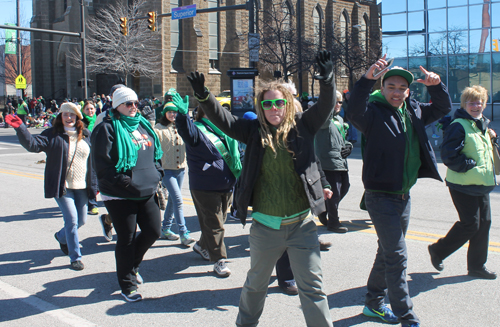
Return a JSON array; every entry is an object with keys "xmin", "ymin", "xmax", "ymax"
[
  {"xmin": 493, "ymin": 39, "xmax": 499, "ymax": 52},
  {"xmin": 148, "ymin": 12, "xmax": 156, "ymax": 31},
  {"xmin": 120, "ymin": 17, "xmax": 128, "ymax": 36}
]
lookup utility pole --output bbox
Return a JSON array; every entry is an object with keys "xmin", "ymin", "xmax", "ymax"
[
  {"xmin": 16, "ymin": 0, "xmax": 23, "ymax": 98},
  {"xmin": 297, "ymin": 0, "xmax": 303, "ymax": 96},
  {"xmin": 80, "ymin": 0, "xmax": 87, "ymax": 99}
]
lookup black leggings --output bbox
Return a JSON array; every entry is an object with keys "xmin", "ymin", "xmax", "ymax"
[{"xmin": 104, "ymin": 194, "xmax": 161, "ymax": 294}]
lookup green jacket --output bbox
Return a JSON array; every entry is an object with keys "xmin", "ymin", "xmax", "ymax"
[{"xmin": 445, "ymin": 118, "xmax": 496, "ymax": 186}]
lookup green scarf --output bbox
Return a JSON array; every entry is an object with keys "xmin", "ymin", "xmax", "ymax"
[
  {"xmin": 82, "ymin": 112, "xmax": 97, "ymax": 131},
  {"xmin": 110, "ymin": 111, "xmax": 163, "ymax": 173},
  {"xmin": 194, "ymin": 118, "xmax": 242, "ymax": 178}
]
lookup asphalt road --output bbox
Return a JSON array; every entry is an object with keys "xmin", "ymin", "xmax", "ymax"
[{"xmin": 0, "ymin": 126, "xmax": 499, "ymax": 327}]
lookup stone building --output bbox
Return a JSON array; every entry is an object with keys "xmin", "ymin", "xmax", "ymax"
[{"xmin": 30, "ymin": 0, "xmax": 380, "ymax": 101}]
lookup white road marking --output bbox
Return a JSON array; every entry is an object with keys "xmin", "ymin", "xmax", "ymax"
[{"xmin": 0, "ymin": 279, "xmax": 96, "ymax": 327}]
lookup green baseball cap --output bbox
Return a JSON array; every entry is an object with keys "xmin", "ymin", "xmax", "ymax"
[{"xmin": 382, "ymin": 66, "xmax": 414, "ymax": 85}]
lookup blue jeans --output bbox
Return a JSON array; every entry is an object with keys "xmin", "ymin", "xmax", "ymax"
[
  {"xmin": 364, "ymin": 190, "xmax": 419, "ymax": 325},
  {"xmin": 161, "ymin": 169, "xmax": 187, "ymax": 234},
  {"xmin": 55, "ymin": 189, "xmax": 88, "ymax": 262}
]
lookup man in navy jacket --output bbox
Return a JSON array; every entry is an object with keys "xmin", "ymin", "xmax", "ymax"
[{"xmin": 346, "ymin": 56, "xmax": 452, "ymax": 327}]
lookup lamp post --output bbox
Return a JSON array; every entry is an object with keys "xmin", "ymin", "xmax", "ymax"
[
  {"xmin": 80, "ymin": 0, "xmax": 87, "ymax": 99},
  {"xmin": 297, "ymin": 0, "xmax": 302, "ymax": 96}
]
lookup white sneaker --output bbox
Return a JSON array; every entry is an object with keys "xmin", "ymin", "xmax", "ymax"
[
  {"xmin": 193, "ymin": 242, "xmax": 210, "ymax": 261},
  {"xmin": 214, "ymin": 259, "xmax": 231, "ymax": 277}
]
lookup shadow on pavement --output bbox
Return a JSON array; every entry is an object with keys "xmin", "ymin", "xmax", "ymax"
[{"xmin": 0, "ymin": 207, "xmax": 61, "ymax": 223}]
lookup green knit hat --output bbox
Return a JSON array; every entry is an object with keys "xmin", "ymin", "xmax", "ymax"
[{"xmin": 161, "ymin": 102, "xmax": 178, "ymax": 116}]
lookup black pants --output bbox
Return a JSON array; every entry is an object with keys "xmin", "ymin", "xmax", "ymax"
[
  {"xmin": 104, "ymin": 195, "xmax": 161, "ymax": 294},
  {"xmin": 432, "ymin": 188, "xmax": 491, "ymax": 271},
  {"xmin": 323, "ymin": 170, "xmax": 350, "ymax": 228}
]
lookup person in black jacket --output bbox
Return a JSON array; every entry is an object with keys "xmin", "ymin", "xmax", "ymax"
[
  {"xmin": 180, "ymin": 50, "xmax": 335, "ymax": 327},
  {"xmin": 5, "ymin": 103, "xmax": 97, "ymax": 271},
  {"xmin": 91, "ymin": 87, "xmax": 163, "ymax": 302},
  {"xmin": 347, "ymin": 56, "xmax": 452, "ymax": 327}
]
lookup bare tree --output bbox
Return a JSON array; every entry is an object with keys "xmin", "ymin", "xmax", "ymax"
[
  {"xmin": 327, "ymin": 28, "xmax": 381, "ymax": 91},
  {"xmin": 0, "ymin": 14, "xmax": 32, "ymax": 83},
  {"xmin": 255, "ymin": 2, "xmax": 317, "ymax": 81},
  {"xmin": 69, "ymin": 0, "xmax": 161, "ymax": 82}
]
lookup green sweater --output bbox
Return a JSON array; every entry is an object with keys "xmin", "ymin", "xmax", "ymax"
[{"xmin": 252, "ymin": 141, "xmax": 310, "ymax": 228}]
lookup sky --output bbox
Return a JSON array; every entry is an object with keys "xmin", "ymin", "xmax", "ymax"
[{"xmin": 0, "ymin": 0, "xmax": 32, "ymax": 43}]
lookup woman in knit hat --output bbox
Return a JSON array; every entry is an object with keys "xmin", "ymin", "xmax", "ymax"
[
  {"xmin": 154, "ymin": 101, "xmax": 195, "ymax": 246},
  {"xmin": 91, "ymin": 87, "xmax": 164, "ymax": 302},
  {"xmin": 5, "ymin": 103, "xmax": 97, "ymax": 271}
]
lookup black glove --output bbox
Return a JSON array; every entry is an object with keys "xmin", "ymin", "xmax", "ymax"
[
  {"xmin": 341, "ymin": 144, "xmax": 353, "ymax": 158},
  {"xmin": 187, "ymin": 71, "xmax": 209, "ymax": 99},
  {"xmin": 465, "ymin": 158, "xmax": 476, "ymax": 171},
  {"xmin": 140, "ymin": 106, "xmax": 155, "ymax": 121},
  {"xmin": 116, "ymin": 174, "xmax": 132, "ymax": 188},
  {"xmin": 314, "ymin": 50, "xmax": 334, "ymax": 83}
]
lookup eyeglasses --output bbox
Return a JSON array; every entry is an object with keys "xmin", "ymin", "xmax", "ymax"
[
  {"xmin": 466, "ymin": 101, "xmax": 483, "ymax": 107},
  {"xmin": 125, "ymin": 101, "xmax": 138, "ymax": 107},
  {"xmin": 261, "ymin": 99, "xmax": 287, "ymax": 110}
]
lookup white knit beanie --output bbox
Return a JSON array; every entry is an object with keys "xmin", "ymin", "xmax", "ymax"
[
  {"xmin": 112, "ymin": 87, "xmax": 138, "ymax": 109},
  {"xmin": 60, "ymin": 102, "xmax": 82, "ymax": 119}
]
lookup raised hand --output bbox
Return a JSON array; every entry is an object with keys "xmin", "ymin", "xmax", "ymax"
[
  {"xmin": 314, "ymin": 50, "xmax": 333, "ymax": 82},
  {"xmin": 416, "ymin": 66, "xmax": 441, "ymax": 86},
  {"xmin": 366, "ymin": 54, "xmax": 390, "ymax": 80},
  {"xmin": 5, "ymin": 114, "xmax": 23, "ymax": 128},
  {"xmin": 140, "ymin": 106, "xmax": 155, "ymax": 121},
  {"xmin": 186, "ymin": 71, "xmax": 207, "ymax": 98},
  {"xmin": 172, "ymin": 93, "xmax": 189, "ymax": 115}
]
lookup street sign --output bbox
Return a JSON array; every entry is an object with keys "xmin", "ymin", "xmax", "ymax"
[
  {"xmin": 248, "ymin": 33, "xmax": 260, "ymax": 62},
  {"xmin": 172, "ymin": 4, "xmax": 196, "ymax": 20},
  {"xmin": 15, "ymin": 74, "xmax": 27, "ymax": 89}
]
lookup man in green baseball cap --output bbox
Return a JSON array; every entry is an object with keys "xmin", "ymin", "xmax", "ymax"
[{"xmin": 346, "ymin": 55, "xmax": 453, "ymax": 327}]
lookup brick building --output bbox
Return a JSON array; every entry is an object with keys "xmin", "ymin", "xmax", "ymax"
[{"xmin": 30, "ymin": 0, "xmax": 379, "ymax": 101}]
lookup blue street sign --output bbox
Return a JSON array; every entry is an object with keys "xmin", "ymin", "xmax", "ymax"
[{"xmin": 172, "ymin": 4, "xmax": 197, "ymax": 20}]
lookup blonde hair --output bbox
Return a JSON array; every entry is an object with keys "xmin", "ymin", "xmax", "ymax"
[
  {"xmin": 336, "ymin": 90, "xmax": 342, "ymax": 101},
  {"xmin": 460, "ymin": 85, "xmax": 488, "ymax": 109},
  {"xmin": 255, "ymin": 79, "xmax": 297, "ymax": 155}
]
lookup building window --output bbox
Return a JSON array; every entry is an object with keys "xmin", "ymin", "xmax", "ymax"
[
  {"xmin": 208, "ymin": 0, "xmax": 219, "ymax": 71},
  {"xmin": 360, "ymin": 14, "xmax": 368, "ymax": 52},
  {"xmin": 313, "ymin": 5, "xmax": 323, "ymax": 50},
  {"xmin": 170, "ymin": 0, "xmax": 183, "ymax": 71}
]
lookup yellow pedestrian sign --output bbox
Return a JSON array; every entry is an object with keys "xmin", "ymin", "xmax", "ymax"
[{"xmin": 15, "ymin": 75, "xmax": 27, "ymax": 89}]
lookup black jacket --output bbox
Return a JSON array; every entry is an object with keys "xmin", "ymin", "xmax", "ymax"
[
  {"xmin": 347, "ymin": 76, "xmax": 452, "ymax": 192},
  {"xmin": 15, "ymin": 124, "xmax": 97, "ymax": 199},
  {"xmin": 91, "ymin": 117, "xmax": 163, "ymax": 199},
  {"xmin": 198, "ymin": 80, "xmax": 336, "ymax": 225}
]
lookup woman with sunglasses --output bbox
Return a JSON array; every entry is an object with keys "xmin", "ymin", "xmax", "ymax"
[
  {"xmin": 91, "ymin": 87, "xmax": 164, "ymax": 302},
  {"xmin": 179, "ymin": 51, "xmax": 336, "ymax": 327},
  {"xmin": 5, "ymin": 103, "xmax": 97, "ymax": 271}
]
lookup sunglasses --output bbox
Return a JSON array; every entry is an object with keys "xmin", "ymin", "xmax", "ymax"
[
  {"xmin": 125, "ymin": 101, "xmax": 138, "ymax": 107},
  {"xmin": 261, "ymin": 99, "xmax": 287, "ymax": 110},
  {"xmin": 337, "ymin": 101, "xmax": 343, "ymax": 104}
]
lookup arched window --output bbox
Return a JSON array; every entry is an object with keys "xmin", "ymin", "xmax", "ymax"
[
  {"xmin": 359, "ymin": 14, "xmax": 368, "ymax": 52},
  {"xmin": 170, "ymin": 0, "xmax": 183, "ymax": 71},
  {"xmin": 313, "ymin": 5, "xmax": 323, "ymax": 49},
  {"xmin": 340, "ymin": 10, "xmax": 349, "ymax": 48},
  {"xmin": 282, "ymin": 0, "xmax": 293, "ymax": 32},
  {"xmin": 208, "ymin": 0, "xmax": 220, "ymax": 71}
]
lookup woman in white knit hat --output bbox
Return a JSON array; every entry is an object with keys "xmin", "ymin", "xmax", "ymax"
[
  {"xmin": 5, "ymin": 103, "xmax": 97, "ymax": 271},
  {"xmin": 91, "ymin": 87, "xmax": 164, "ymax": 302}
]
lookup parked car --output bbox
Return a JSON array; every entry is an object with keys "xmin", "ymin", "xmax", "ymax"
[{"xmin": 216, "ymin": 90, "xmax": 231, "ymax": 110}]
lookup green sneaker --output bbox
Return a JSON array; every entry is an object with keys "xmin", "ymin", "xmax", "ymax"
[
  {"xmin": 161, "ymin": 229, "xmax": 179, "ymax": 240},
  {"xmin": 362, "ymin": 305, "xmax": 399, "ymax": 323},
  {"xmin": 180, "ymin": 231, "xmax": 195, "ymax": 247}
]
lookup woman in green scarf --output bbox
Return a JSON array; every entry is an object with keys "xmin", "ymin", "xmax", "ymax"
[
  {"xmin": 91, "ymin": 87, "xmax": 164, "ymax": 302},
  {"xmin": 81, "ymin": 100, "xmax": 97, "ymax": 132}
]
